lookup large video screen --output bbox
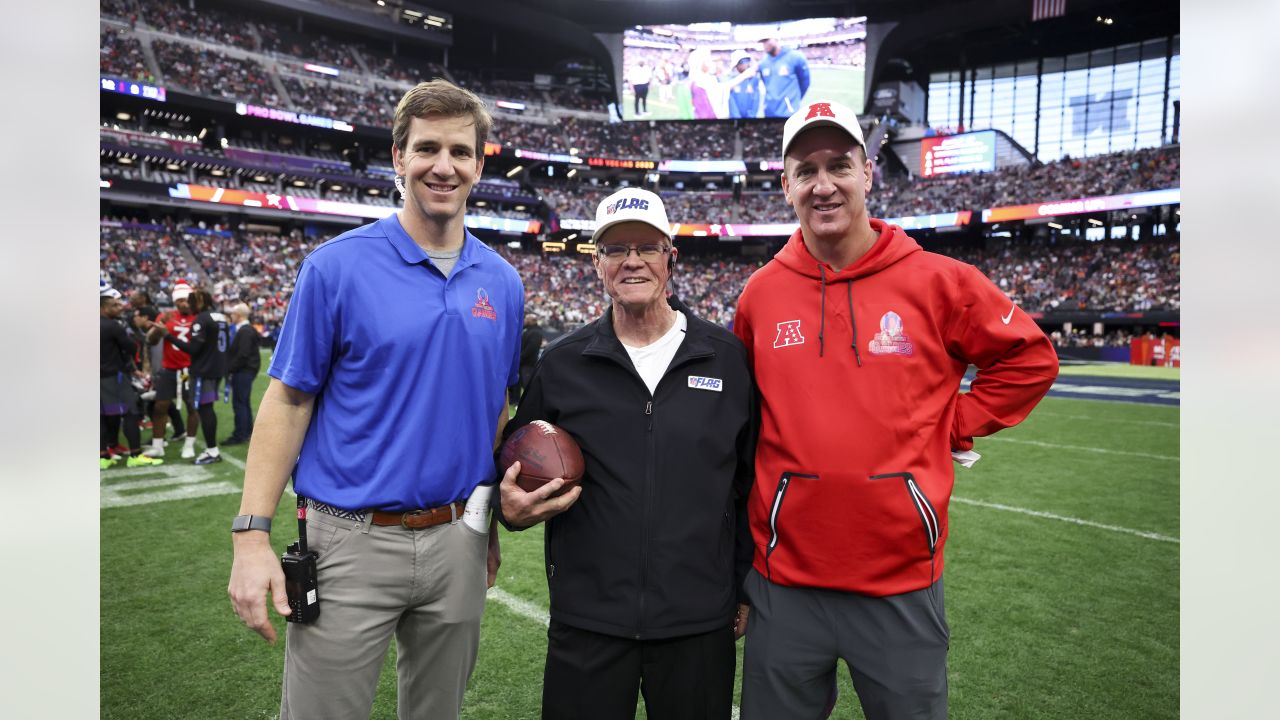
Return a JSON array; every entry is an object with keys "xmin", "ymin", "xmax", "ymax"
[{"xmin": 620, "ymin": 16, "xmax": 867, "ymax": 121}]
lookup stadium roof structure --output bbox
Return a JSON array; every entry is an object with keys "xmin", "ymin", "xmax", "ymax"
[{"xmin": 212, "ymin": 0, "xmax": 1176, "ymax": 78}]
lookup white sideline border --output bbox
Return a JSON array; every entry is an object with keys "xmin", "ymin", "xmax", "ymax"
[{"xmin": 951, "ymin": 496, "xmax": 1179, "ymax": 543}]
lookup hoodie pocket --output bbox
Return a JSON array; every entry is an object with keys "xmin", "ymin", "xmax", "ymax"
[
  {"xmin": 870, "ymin": 471, "xmax": 941, "ymax": 556},
  {"xmin": 764, "ymin": 471, "xmax": 819, "ymax": 577}
]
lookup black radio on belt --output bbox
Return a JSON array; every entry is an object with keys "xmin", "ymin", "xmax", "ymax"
[{"xmin": 281, "ymin": 495, "xmax": 320, "ymax": 624}]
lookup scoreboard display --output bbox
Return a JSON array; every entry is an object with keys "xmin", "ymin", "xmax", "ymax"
[{"xmin": 920, "ymin": 131, "xmax": 996, "ymax": 177}]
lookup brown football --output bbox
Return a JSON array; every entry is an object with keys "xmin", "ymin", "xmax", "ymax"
[{"xmin": 499, "ymin": 420, "xmax": 585, "ymax": 493}]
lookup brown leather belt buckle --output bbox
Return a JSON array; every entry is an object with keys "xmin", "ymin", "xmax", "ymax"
[{"xmin": 400, "ymin": 508, "xmax": 438, "ymax": 530}]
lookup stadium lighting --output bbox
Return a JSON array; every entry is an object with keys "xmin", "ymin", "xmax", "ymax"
[
  {"xmin": 330, "ymin": 185, "xmax": 344, "ymax": 191},
  {"xmin": 116, "ymin": 112, "xmax": 131, "ymax": 121},
  {"xmin": 1088, "ymin": 218, "xmax": 1104, "ymax": 226},
  {"xmin": 506, "ymin": 166, "xmax": 523, "ymax": 178},
  {"xmin": 475, "ymin": 201, "xmax": 487, "ymax": 207},
  {"xmin": 565, "ymin": 233, "xmax": 578, "ymax": 241},
  {"xmin": 515, "ymin": 205, "xmax": 526, "ymax": 211},
  {"xmin": 166, "ymin": 163, "xmax": 182, "ymax": 171},
  {"xmin": 253, "ymin": 175, "xmax": 268, "ymax": 182},
  {"xmin": 1047, "ymin": 222, "xmax": 1062, "ymax": 229},
  {"xmin": 292, "ymin": 180, "xmax": 308, "ymax": 187},
  {"xmin": 211, "ymin": 169, "xmax": 225, "ymax": 176},
  {"xmin": 567, "ymin": 169, "xmax": 577, "ymax": 178}
]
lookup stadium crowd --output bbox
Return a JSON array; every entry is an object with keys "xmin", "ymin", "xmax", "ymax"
[
  {"xmin": 277, "ymin": 75, "xmax": 398, "ymax": 127},
  {"xmin": 152, "ymin": 40, "xmax": 280, "ymax": 106},
  {"xmin": 102, "ymin": 217, "xmax": 1179, "ymax": 341},
  {"xmin": 100, "ymin": 27, "xmax": 155, "ymax": 83},
  {"xmin": 141, "ymin": 0, "xmax": 259, "ymax": 51}
]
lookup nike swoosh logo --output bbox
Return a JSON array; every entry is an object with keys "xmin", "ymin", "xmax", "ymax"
[{"xmin": 1001, "ymin": 307, "xmax": 1015, "ymax": 325}]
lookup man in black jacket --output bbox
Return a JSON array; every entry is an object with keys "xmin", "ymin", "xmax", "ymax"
[
  {"xmin": 497, "ymin": 188, "xmax": 756, "ymax": 720},
  {"xmin": 223, "ymin": 302, "xmax": 260, "ymax": 445}
]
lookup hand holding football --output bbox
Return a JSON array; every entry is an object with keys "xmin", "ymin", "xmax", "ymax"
[{"xmin": 499, "ymin": 420, "xmax": 585, "ymax": 493}]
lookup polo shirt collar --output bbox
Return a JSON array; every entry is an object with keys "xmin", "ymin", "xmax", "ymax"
[{"xmin": 380, "ymin": 213, "xmax": 481, "ymax": 269}]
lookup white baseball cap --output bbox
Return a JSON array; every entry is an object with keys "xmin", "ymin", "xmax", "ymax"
[
  {"xmin": 591, "ymin": 188, "xmax": 672, "ymax": 243},
  {"xmin": 781, "ymin": 99, "xmax": 866, "ymax": 159}
]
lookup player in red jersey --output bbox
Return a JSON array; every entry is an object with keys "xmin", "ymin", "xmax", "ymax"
[{"xmin": 144, "ymin": 280, "xmax": 201, "ymax": 458}]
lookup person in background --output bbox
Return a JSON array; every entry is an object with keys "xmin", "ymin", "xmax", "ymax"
[
  {"xmin": 757, "ymin": 37, "xmax": 811, "ymax": 117},
  {"xmin": 223, "ymin": 301, "xmax": 261, "ymax": 446},
  {"xmin": 152, "ymin": 289, "xmax": 231, "ymax": 465},
  {"xmin": 145, "ymin": 280, "xmax": 200, "ymax": 459},
  {"xmin": 100, "ymin": 286, "xmax": 163, "ymax": 469}
]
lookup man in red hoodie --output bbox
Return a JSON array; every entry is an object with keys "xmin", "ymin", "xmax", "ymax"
[{"xmin": 733, "ymin": 100, "xmax": 1059, "ymax": 719}]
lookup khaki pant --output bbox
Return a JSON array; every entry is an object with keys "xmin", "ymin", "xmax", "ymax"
[{"xmin": 280, "ymin": 508, "xmax": 489, "ymax": 719}]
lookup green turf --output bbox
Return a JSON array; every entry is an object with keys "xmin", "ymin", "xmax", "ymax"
[
  {"xmin": 1056, "ymin": 363, "xmax": 1180, "ymax": 381},
  {"xmin": 101, "ymin": 357, "xmax": 1178, "ymax": 718}
]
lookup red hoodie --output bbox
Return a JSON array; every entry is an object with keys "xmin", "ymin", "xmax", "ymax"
[{"xmin": 733, "ymin": 220, "xmax": 1059, "ymax": 596}]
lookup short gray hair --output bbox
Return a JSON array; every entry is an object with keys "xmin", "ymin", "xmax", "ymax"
[{"xmin": 228, "ymin": 302, "xmax": 251, "ymax": 318}]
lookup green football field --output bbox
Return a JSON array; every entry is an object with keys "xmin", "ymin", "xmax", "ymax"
[
  {"xmin": 621, "ymin": 65, "xmax": 865, "ymax": 125},
  {"xmin": 101, "ymin": 357, "xmax": 1178, "ymax": 719}
]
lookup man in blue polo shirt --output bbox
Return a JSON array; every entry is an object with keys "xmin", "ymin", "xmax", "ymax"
[
  {"xmin": 758, "ymin": 37, "xmax": 811, "ymax": 118},
  {"xmin": 227, "ymin": 80, "xmax": 565, "ymax": 720}
]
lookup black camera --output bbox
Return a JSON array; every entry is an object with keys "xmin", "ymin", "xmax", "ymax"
[{"xmin": 282, "ymin": 541, "xmax": 320, "ymax": 624}]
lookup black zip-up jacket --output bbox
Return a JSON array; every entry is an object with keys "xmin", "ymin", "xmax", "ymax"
[
  {"xmin": 228, "ymin": 322, "xmax": 261, "ymax": 375},
  {"xmin": 499, "ymin": 298, "xmax": 756, "ymax": 640}
]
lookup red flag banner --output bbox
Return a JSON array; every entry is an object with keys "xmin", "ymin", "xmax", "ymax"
[{"xmin": 1032, "ymin": 0, "xmax": 1067, "ymax": 21}]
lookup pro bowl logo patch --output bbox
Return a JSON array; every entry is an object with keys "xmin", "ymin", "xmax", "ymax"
[
  {"xmin": 471, "ymin": 288, "xmax": 498, "ymax": 321},
  {"xmin": 868, "ymin": 311, "xmax": 914, "ymax": 357}
]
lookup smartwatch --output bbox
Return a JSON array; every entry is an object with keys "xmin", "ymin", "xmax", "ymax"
[{"xmin": 231, "ymin": 515, "xmax": 273, "ymax": 534}]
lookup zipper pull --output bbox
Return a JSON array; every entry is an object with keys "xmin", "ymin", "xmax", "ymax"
[{"xmin": 645, "ymin": 401, "xmax": 652, "ymax": 415}]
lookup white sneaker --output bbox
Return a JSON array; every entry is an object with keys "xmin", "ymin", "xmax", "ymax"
[
  {"xmin": 181, "ymin": 444, "xmax": 196, "ymax": 459},
  {"xmin": 142, "ymin": 443, "xmax": 165, "ymax": 458}
]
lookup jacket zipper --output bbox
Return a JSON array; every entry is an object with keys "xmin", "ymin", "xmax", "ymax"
[
  {"xmin": 870, "ymin": 471, "xmax": 941, "ymax": 556},
  {"xmin": 637, "ymin": 399, "xmax": 654, "ymax": 638},
  {"xmin": 764, "ymin": 471, "xmax": 818, "ymax": 579}
]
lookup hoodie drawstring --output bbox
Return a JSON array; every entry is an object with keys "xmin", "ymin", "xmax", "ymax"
[
  {"xmin": 818, "ymin": 264, "xmax": 827, "ymax": 357},
  {"xmin": 847, "ymin": 280, "xmax": 863, "ymax": 367}
]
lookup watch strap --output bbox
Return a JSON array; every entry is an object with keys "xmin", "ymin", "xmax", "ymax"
[{"xmin": 231, "ymin": 514, "xmax": 273, "ymax": 533}]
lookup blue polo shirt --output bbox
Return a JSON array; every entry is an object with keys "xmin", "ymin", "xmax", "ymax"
[
  {"xmin": 758, "ymin": 47, "xmax": 811, "ymax": 117},
  {"xmin": 269, "ymin": 214, "xmax": 523, "ymax": 511}
]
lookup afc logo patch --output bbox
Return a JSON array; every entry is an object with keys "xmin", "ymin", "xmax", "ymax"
[
  {"xmin": 471, "ymin": 288, "xmax": 498, "ymax": 321},
  {"xmin": 773, "ymin": 320, "xmax": 805, "ymax": 349},
  {"xmin": 805, "ymin": 102, "xmax": 835, "ymax": 120}
]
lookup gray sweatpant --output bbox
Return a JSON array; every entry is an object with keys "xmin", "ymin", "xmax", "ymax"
[
  {"xmin": 280, "ymin": 508, "xmax": 489, "ymax": 720},
  {"xmin": 740, "ymin": 569, "xmax": 949, "ymax": 720}
]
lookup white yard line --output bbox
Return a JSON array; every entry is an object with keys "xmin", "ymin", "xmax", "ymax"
[
  {"xmin": 951, "ymin": 496, "xmax": 1179, "ymax": 543},
  {"xmin": 982, "ymin": 435, "xmax": 1177, "ymax": 461},
  {"xmin": 100, "ymin": 465, "xmax": 241, "ymax": 508},
  {"xmin": 1032, "ymin": 411, "xmax": 1179, "ymax": 428},
  {"xmin": 486, "ymin": 586, "xmax": 550, "ymax": 626}
]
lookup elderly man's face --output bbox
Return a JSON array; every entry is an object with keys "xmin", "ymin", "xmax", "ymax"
[{"xmin": 592, "ymin": 222, "xmax": 674, "ymax": 313}]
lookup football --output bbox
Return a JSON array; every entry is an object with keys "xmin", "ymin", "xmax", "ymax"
[{"xmin": 499, "ymin": 420, "xmax": 585, "ymax": 493}]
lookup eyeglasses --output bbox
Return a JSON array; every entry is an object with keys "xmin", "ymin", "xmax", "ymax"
[{"xmin": 597, "ymin": 243, "xmax": 670, "ymax": 262}]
